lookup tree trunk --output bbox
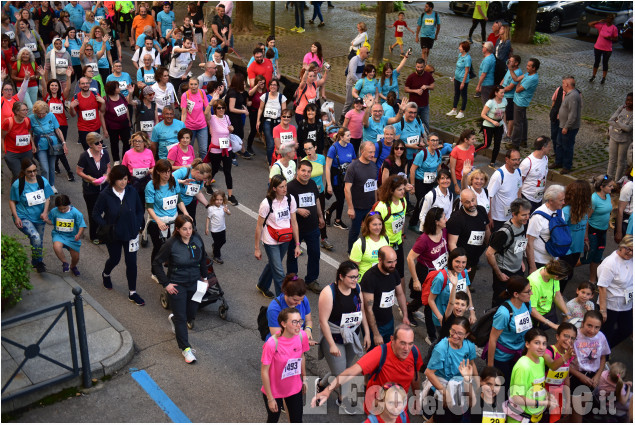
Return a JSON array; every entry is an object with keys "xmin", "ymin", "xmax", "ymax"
[
  {"xmin": 512, "ymin": 1, "xmax": 538, "ymax": 44},
  {"xmin": 372, "ymin": 2, "xmax": 389, "ymax": 66},
  {"xmin": 233, "ymin": 1, "xmax": 255, "ymax": 33}
]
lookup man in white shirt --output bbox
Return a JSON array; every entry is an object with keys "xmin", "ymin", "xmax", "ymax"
[
  {"xmin": 526, "ymin": 184, "xmax": 565, "ymax": 273},
  {"xmin": 487, "ymin": 148, "xmax": 522, "ymax": 231},
  {"xmin": 131, "ymin": 37, "xmax": 161, "ymax": 69},
  {"xmin": 519, "ymin": 136, "xmax": 551, "ymax": 213}
]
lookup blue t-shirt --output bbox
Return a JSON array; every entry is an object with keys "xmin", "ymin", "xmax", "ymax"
[
  {"xmin": 382, "ymin": 102, "xmax": 396, "ymax": 119},
  {"xmin": 306, "ymin": 154, "xmax": 326, "ymax": 193},
  {"xmin": 393, "ymin": 118, "xmax": 426, "ymax": 160},
  {"xmin": 354, "ymin": 77, "xmax": 379, "ymax": 99},
  {"xmin": 136, "ymin": 33, "xmax": 162, "ymax": 50},
  {"xmin": 563, "ymin": 205, "xmax": 588, "ymax": 255},
  {"xmin": 502, "ymin": 68, "xmax": 523, "ymax": 99},
  {"xmin": 136, "ymin": 67, "xmax": 157, "ymax": 85},
  {"xmin": 492, "ymin": 300, "xmax": 532, "ymax": 362},
  {"xmin": 65, "ymin": 3, "xmax": 84, "ymax": 29},
  {"xmin": 173, "ymin": 167, "xmax": 204, "ymax": 206},
  {"xmin": 81, "ymin": 20, "xmax": 99, "ymax": 34},
  {"xmin": 379, "ymin": 70, "xmax": 400, "ymax": 101},
  {"xmin": 48, "ymin": 206, "xmax": 87, "ymax": 250},
  {"xmin": 93, "ymin": 6, "xmax": 107, "ymax": 19},
  {"xmin": 440, "ymin": 143, "xmax": 453, "ymax": 156},
  {"xmin": 363, "ymin": 116, "xmax": 388, "ymax": 143},
  {"xmin": 106, "ymin": 72, "xmax": 132, "ymax": 97},
  {"xmin": 28, "ymin": 112, "xmax": 60, "ymax": 149},
  {"xmin": 513, "ymin": 73, "xmax": 539, "ymax": 108},
  {"xmin": 374, "ymin": 141, "xmax": 392, "ymax": 175},
  {"xmin": 156, "ymin": 10, "xmax": 175, "ymax": 37},
  {"xmin": 265, "ymin": 294, "xmax": 311, "ymax": 340},
  {"xmin": 479, "ymin": 54, "xmax": 496, "ymax": 86},
  {"xmin": 151, "ymin": 119, "xmax": 186, "ymax": 159},
  {"xmin": 88, "ymin": 39, "xmax": 112, "ymax": 69},
  {"xmin": 145, "ymin": 181, "xmax": 182, "ymax": 219},
  {"xmin": 428, "ymin": 337, "xmax": 476, "ymax": 383},
  {"xmin": 455, "ymin": 53, "xmax": 472, "ymax": 83},
  {"xmin": 68, "ymin": 38, "xmax": 83, "ymax": 66},
  {"xmin": 327, "ymin": 142, "xmax": 356, "ymax": 186},
  {"xmin": 589, "ymin": 192, "xmax": 612, "ymax": 230},
  {"xmin": 417, "ymin": 11, "xmax": 440, "ymax": 39},
  {"xmin": 412, "ymin": 148, "xmax": 442, "ymax": 180},
  {"xmin": 10, "ymin": 177, "xmax": 55, "ymax": 224},
  {"xmin": 431, "ymin": 270, "xmax": 471, "ymax": 327}
]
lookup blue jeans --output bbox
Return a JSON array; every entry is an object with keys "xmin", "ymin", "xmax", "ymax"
[
  {"xmin": 311, "ymin": 2, "xmax": 324, "ymax": 22},
  {"xmin": 258, "ymin": 242, "xmax": 290, "ymax": 296},
  {"xmin": 347, "ymin": 207, "xmax": 371, "ymax": 253},
  {"xmin": 191, "ymin": 127, "xmax": 209, "ymax": 159},
  {"xmin": 294, "ymin": 2, "xmax": 305, "ymax": 28},
  {"xmin": 417, "ymin": 105, "xmax": 429, "ymax": 132},
  {"xmin": 287, "ymin": 228, "xmax": 320, "ymax": 283},
  {"xmin": 263, "ymin": 120, "xmax": 277, "ymax": 164},
  {"xmin": 17, "ymin": 219, "xmax": 45, "ymax": 265},
  {"xmin": 37, "ymin": 149, "xmax": 56, "ymax": 187},
  {"xmin": 555, "ymin": 127, "xmax": 579, "ymax": 170}
]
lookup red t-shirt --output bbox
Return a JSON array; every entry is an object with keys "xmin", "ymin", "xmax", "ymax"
[
  {"xmin": 1, "ymin": 95, "xmax": 20, "ymax": 119},
  {"xmin": 45, "ymin": 94, "xmax": 68, "ymax": 126},
  {"xmin": 75, "ymin": 92, "xmax": 101, "ymax": 132},
  {"xmin": 12, "ymin": 61, "xmax": 38, "ymax": 87},
  {"xmin": 272, "ymin": 124, "xmax": 297, "ymax": 145},
  {"xmin": 393, "ymin": 20, "xmax": 408, "ymax": 37},
  {"xmin": 405, "ymin": 71, "xmax": 434, "ymax": 107},
  {"xmin": 450, "ymin": 145, "xmax": 475, "ymax": 181},
  {"xmin": 2, "ymin": 116, "xmax": 32, "ymax": 153},
  {"xmin": 247, "ymin": 58, "xmax": 273, "ymax": 88},
  {"xmin": 487, "ymin": 33, "xmax": 499, "ymax": 45}
]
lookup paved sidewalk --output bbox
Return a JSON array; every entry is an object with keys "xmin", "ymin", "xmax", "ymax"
[{"xmin": 1, "ymin": 272, "xmax": 134, "ymax": 412}]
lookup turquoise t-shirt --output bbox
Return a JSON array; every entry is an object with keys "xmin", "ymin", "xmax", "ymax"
[
  {"xmin": 106, "ymin": 72, "xmax": 132, "ymax": 97},
  {"xmin": 502, "ymin": 68, "xmax": 523, "ymax": 98},
  {"xmin": 513, "ymin": 73, "xmax": 539, "ymax": 107},
  {"xmin": 430, "ymin": 270, "xmax": 471, "ymax": 326},
  {"xmin": 563, "ymin": 205, "xmax": 588, "ymax": 254},
  {"xmin": 88, "ymin": 39, "xmax": 112, "ymax": 69},
  {"xmin": 145, "ymin": 180, "xmax": 182, "ymax": 219},
  {"xmin": 428, "ymin": 337, "xmax": 476, "ymax": 383},
  {"xmin": 29, "ymin": 112, "xmax": 60, "ymax": 149},
  {"xmin": 151, "ymin": 119, "xmax": 186, "ymax": 159},
  {"xmin": 479, "ymin": 54, "xmax": 496, "ymax": 86},
  {"xmin": 492, "ymin": 300, "xmax": 532, "ymax": 361},
  {"xmin": 48, "ymin": 206, "xmax": 87, "ymax": 251},
  {"xmin": 393, "ymin": 118, "xmax": 426, "ymax": 160},
  {"xmin": 68, "ymin": 38, "xmax": 83, "ymax": 66},
  {"xmin": 173, "ymin": 167, "xmax": 204, "ymax": 206},
  {"xmin": 412, "ymin": 148, "xmax": 442, "ymax": 180},
  {"xmin": 363, "ymin": 116, "xmax": 388, "ymax": 143},
  {"xmin": 417, "ymin": 11, "xmax": 440, "ymax": 38},
  {"xmin": 136, "ymin": 67, "xmax": 156, "ymax": 85},
  {"xmin": 589, "ymin": 192, "xmax": 612, "ymax": 230},
  {"xmin": 454, "ymin": 53, "xmax": 472, "ymax": 83},
  {"xmin": 382, "ymin": 102, "xmax": 396, "ymax": 118},
  {"xmin": 379, "ymin": 70, "xmax": 400, "ymax": 101},
  {"xmin": 305, "ymin": 154, "xmax": 326, "ymax": 193},
  {"xmin": 354, "ymin": 77, "xmax": 379, "ymax": 99},
  {"xmin": 10, "ymin": 177, "xmax": 55, "ymax": 224},
  {"xmin": 156, "ymin": 10, "xmax": 175, "ymax": 37}
]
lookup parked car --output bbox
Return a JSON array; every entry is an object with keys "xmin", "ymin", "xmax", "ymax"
[
  {"xmin": 576, "ymin": 1, "xmax": 633, "ymax": 37},
  {"xmin": 449, "ymin": 1, "xmax": 508, "ymax": 20},
  {"xmin": 620, "ymin": 17, "xmax": 632, "ymax": 49},
  {"xmin": 507, "ymin": 1, "xmax": 587, "ymax": 33}
]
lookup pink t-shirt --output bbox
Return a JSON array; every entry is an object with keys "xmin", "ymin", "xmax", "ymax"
[
  {"xmin": 258, "ymin": 196, "xmax": 298, "ymax": 246},
  {"xmin": 208, "ymin": 114, "xmax": 233, "ymax": 154},
  {"xmin": 594, "ymin": 23, "xmax": 618, "ymax": 51},
  {"xmin": 272, "ymin": 124, "xmax": 297, "ymax": 146},
  {"xmin": 167, "ymin": 144, "xmax": 195, "ymax": 167},
  {"xmin": 345, "ymin": 109, "xmax": 365, "ymax": 139},
  {"xmin": 121, "ymin": 148, "xmax": 155, "ymax": 177},
  {"xmin": 260, "ymin": 330, "xmax": 309, "ymax": 398},
  {"xmin": 294, "ymin": 82, "xmax": 318, "ymax": 115},
  {"xmin": 412, "ymin": 228, "xmax": 448, "ymax": 269},
  {"xmin": 302, "ymin": 52, "xmax": 323, "ymax": 69},
  {"xmin": 181, "ymin": 89, "xmax": 209, "ymax": 130},
  {"xmin": 450, "ymin": 145, "xmax": 475, "ymax": 181}
]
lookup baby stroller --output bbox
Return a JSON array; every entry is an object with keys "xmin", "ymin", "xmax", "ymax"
[{"xmin": 159, "ymin": 259, "xmax": 229, "ymax": 320}]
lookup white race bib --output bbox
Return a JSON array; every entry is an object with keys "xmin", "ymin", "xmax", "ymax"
[
  {"xmin": 392, "ymin": 216, "xmax": 404, "ymax": 234},
  {"xmin": 379, "ymin": 290, "xmax": 395, "ymax": 308},
  {"xmin": 423, "ymin": 172, "xmax": 436, "ymax": 184},
  {"xmin": 281, "ymin": 358, "xmax": 302, "ymax": 380},
  {"xmin": 26, "ymin": 189, "xmax": 46, "ymax": 206},
  {"xmin": 625, "ymin": 290, "xmax": 633, "ymax": 304},
  {"xmin": 504, "ymin": 206, "xmax": 511, "ymax": 217},
  {"xmin": 432, "ymin": 253, "xmax": 447, "ymax": 271},
  {"xmin": 5, "ymin": 31, "xmax": 14, "ymax": 40},
  {"xmin": 95, "ymin": 15, "xmax": 103, "ymax": 23},
  {"xmin": 467, "ymin": 230, "xmax": 485, "ymax": 246},
  {"xmin": 132, "ymin": 168, "xmax": 149, "ymax": 178},
  {"xmin": 162, "ymin": 195, "xmax": 178, "ymax": 211},
  {"xmin": 514, "ymin": 310, "xmax": 532, "ymax": 333},
  {"xmin": 50, "ymin": 103, "xmax": 64, "ymax": 114},
  {"xmin": 113, "ymin": 104, "xmax": 127, "ymax": 117},
  {"xmin": 55, "ymin": 218, "xmax": 74, "ymax": 232},
  {"xmin": 482, "ymin": 411, "xmax": 506, "ymax": 423},
  {"xmin": 218, "ymin": 137, "xmax": 230, "ymax": 149},
  {"xmin": 118, "ymin": 80, "xmax": 128, "ymax": 91},
  {"xmin": 15, "ymin": 134, "xmax": 31, "ymax": 147},
  {"xmin": 298, "ymin": 192, "xmax": 315, "ymax": 208},
  {"xmin": 178, "ymin": 63, "xmax": 188, "ymax": 72},
  {"xmin": 397, "ymin": 25, "xmax": 405, "ymax": 32},
  {"xmin": 88, "ymin": 62, "xmax": 98, "ymax": 72},
  {"xmin": 26, "ymin": 42, "xmax": 37, "ymax": 51},
  {"xmin": 407, "ymin": 135, "xmax": 419, "ymax": 145},
  {"xmin": 185, "ymin": 184, "xmax": 200, "ymax": 196},
  {"xmin": 364, "ymin": 179, "xmax": 377, "ymax": 193},
  {"xmin": 71, "ymin": 50, "xmax": 80, "ymax": 58},
  {"xmin": 128, "ymin": 235, "xmax": 140, "ymax": 252},
  {"xmin": 275, "ymin": 206, "xmax": 290, "ymax": 223},
  {"xmin": 186, "ymin": 99, "xmax": 195, "ymax": 113},
  {"xmin": 455, "ymin": 277, "xmax": 467, "ymax": 293},
  {"xmin": 81, "ymin": 109, "xmax": 97, "ymax": 121},
  {"xmin": 513, "ymin": 239, "xmax": 527, "ymax": 254},
  {"xmin": 140, "ymin": 120, "xmax": 154, "ymax": 132},
  {"xmin": 55, "ymin": 58, "xmax": 68, "ymax": 68},
  {"xmin": 280, "ymin": 132, "xmax": 294, "ymax": 145},
  {"xmin": 263, "ymin": 107, "xmax": 278, "ymax": 119},
  {"xmin": 339, "ymin": 311, "xmax": 362, "ymax": 328},
  {"xmin": 536, "ymin": 189, "xmax": 545, "ymax": 199},
  {"xmin": 143, "ymin": 73, "xmax": 155, "ymax": 83},
  {"xmin": 307, "ymin": 130, "xmax": 316, "ymax": 141}
]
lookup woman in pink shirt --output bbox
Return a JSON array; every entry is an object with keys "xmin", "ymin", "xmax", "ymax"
[
  {"xmin": 294, "ymin": 63, "xmax": 328, "ymax": 125},
  {"xmin": 343, "ymin": 97, "xmax": 366, "ymax": 156},
  {"xmin": 180, "ymin": 77, "xmax": 211, "ymax": 158},
  {"xmin": 167, "ymin": 128, "xmax": 196, "ymax": 170},
  {"xmin": 207, "ymin": 99, "xmax": 238, "ymax": 206},
  {"xmin": 302, "ymin": 42, "xmax": 323, "ymax": 69},
  {"xmin": 272, "ymin": 109, "xmax": 298, "ymax": 165},
  {"xmin": 449, "ymin": 128, "xmax": 476, "ymax": 195},
  {"xmin": 122, "ymin": 131, "xmax": 155, "ymax": 204},
  {"xmin": 588, "ymin": 15, "xmax": 618, "ymax": 84}
]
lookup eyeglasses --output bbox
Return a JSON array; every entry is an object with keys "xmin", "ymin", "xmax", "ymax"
[
  {"xmin": 449, "ymin": 329, "xmax": 466, "ymax": 338},
  {"xmin": 25, "ymin": 168, "xmax": 37, "ymax": 174},
  {"xmin": 290, "ymin": 319, "xmax": 304, "ymax": 326},
  {"xmin": 429, "ymin": 139, "xmax": 439, "ymax": 143},
  {"xmin": 346, "ymin": 274, "xmax": 359, "ymax": 280},
  {"xmin": 561, "ymin": 334, "xmax": 576, "ymax": 341}
]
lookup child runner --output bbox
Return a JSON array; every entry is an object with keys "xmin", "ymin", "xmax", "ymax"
[
  {"xmin": 205, "ymin": 190, "xmax": 230, "ymax": 264},
  {"xmin": 388, "ymin": 12, "xmax": 415, "ymax": 57},
  {"xmin": 46, "ymin": 194, "xmax": 87, "ymax": 276}
]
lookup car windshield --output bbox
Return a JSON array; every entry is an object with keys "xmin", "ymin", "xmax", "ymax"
[{"xmin": 591, "ymin": 1, "xmax": 627, "ymax": 12}]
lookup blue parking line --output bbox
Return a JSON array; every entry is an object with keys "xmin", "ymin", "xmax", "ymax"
[{"xmin": 131, "ymin": 369, "xmax": 191, "ymax": 423}]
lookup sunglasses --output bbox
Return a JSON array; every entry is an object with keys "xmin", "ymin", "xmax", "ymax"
[
  {"xmin": 92, "ymin": 140, "xmax": 103, "ymax": 145},
  {"xmin": 394, "ymin": 147, "xmax": 405, "ymax": 151},
  {"xmin": 282, "ymin": 115, "xmax": 292, "ymax": 118},
  {"xmin": 26, "ymin": 168, "xmax": 37, "ymax": 174},
  {"xmin": 216, "ymin": 106, "xmax": 225, "ymax": 110}
]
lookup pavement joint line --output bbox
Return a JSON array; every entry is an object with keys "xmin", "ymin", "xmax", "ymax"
[
  {"xmin": 130, "ymin": 369, "xmax": 191, "ymax": 423},
  {"xmin": 234, "ymin": 203, "xmax": 341, "ymax": 270}
]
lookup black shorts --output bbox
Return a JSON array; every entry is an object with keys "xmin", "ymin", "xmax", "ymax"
[
  {"xmin": 420, "ymin": 37, "xmax": 435, "ymax": 50},
  {"xmin": 505, "ymin": 99, "xmax": 515, "ymax": 120}
]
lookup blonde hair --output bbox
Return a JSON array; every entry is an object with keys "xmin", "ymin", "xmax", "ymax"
[
  {"xmin": 499, "ymin": 25, "xmax": 510, "ymax": 42},
  {"xmin": 609, "ymin": 362, "xmax": 627, "ymax": 382},
  {"xmin": 619, "ymin": 234, "xmax": 633, "ymax": 249},
  {"xmin": 211, "ymin": 189, "xmax": 227, "ymax": 205},
  {"xmin": 467, "ymin": 169, "xmax": 489, "ymax": 186},
  {"xmin": 32, "ymin": 100, "xmax": 49, "ymax": 115},
  {"xmin": 131, "ymin": 131, "xmax": 152, "ymax": 149},
  {"xmin": 358, "ymin": 22, "xmax": 367, "ymax": 32}
]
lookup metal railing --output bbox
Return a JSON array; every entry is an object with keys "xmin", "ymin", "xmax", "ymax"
[{"xmin": 1, "ymin": 287, "xmax": 91, "ymax": 402}]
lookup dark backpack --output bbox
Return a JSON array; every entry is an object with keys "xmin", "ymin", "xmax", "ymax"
[
  {"xmin": 472, "ymin": 301, "xmax": 532, "ymax": 347},
  {"xmin": 293, "ymin": 82, "xmax": 316, "ymax": 108},
  {"xmin": 371, "ymin": 199, "xmax": 406, "ymax": 223},
  {"xmin": 369, "ymin": 343, "xmax": 420, "ymax": 383},
  {"xmin": 262, "ymin": 195, "xmax": 292, "ymax": 227},
  {"xmin": 257, "ymin": 297, "xmax": 282, "ymax": 341},
  {"xmin": 18, "ymin": 175, "xmax": 44, "ymax": 198},
  {"xmin": 532, "ymin": 210, "xmax": 572, "ymax": 258},
  {"xmin": 430, "ymin": 187, "xmax": 455, "ymax": 208},
  {"xmin": 359, "ymin": 235, "xmax": 391, "ymax": 256},
  {"xmin": 399, "ymin": 116, "xmax": 427, "ymax": 136}
]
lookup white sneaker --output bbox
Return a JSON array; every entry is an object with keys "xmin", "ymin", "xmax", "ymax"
[
  {"xmin": 51, "ymin": 185, "xmax": 58, "ymax": 194},
  {"xmin": 151, "ymin": 274, "xmax": 159, "ymax": 284},
  {"xmin": 413, "ymin": 310, "xmax": 425, "ymax": 321},
  {"xmin": 446, "ymin": 109, "xmax": 457, "ymax": 116},
  {"xmin": 456, "ymin": 112, "xmax": 465, "ymax": 119},
  {"xmin": 182, "ymin": 347, "xmax": 196, "ymax": 363},
  {"xmin": 168, "ymin": 313, "xmax": 175, "ymax": 334}
]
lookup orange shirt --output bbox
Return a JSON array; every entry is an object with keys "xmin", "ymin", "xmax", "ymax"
[{"xmin": 132, "ymin": 15, "xmax": 156, "ymax": 40}]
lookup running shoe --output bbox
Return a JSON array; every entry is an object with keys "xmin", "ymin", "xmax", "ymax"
[
  {"xmin": 62, "ymin": 262, "xmax": 70, "ymax": 273},
  {"xmin": 128, "ymin": 293, "xmax": 145, "ymax": 306},
  {"xmin": 70, "ymin": 266, "xmax": 81, "ymax": 277},
  {"xmin": 103, "ymin": 273, "xmax": 112, "ymax": 289},
  {"xmin": 182, "ymin": 347, "xmax": 197, "ymax": 363},
  {"xmin": 333, "ymin": 220, "xmax": 348, "ymax": 230}
]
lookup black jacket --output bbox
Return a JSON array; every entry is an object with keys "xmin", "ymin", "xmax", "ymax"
[
  {"xmin": 151, "ymin": 233, "xmax": 209, "ymax": 287},
  {"xmin": 92, "ymin": 186, "xmax": 145, "ymax": 242}
]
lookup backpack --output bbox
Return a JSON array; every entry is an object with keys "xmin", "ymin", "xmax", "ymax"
[
  {"xmin": 420, "ymin": 269, "xmax": 450, "ymax": 306},
  {"xmin": 399, "ymin": 116, "xmax": 427, "ymax": 136},
  {"xmin": 532, "ymin": 209, "xmax": 572, "ymax": 258},
  {"xmin": 18, "ymin": 175, "xmax": 44, "ymax": 198},
  {"xmin": 430, "ymin": 187, "xmax": 454, "ymax": 208},
  {"xmin": 359, "ymin": 235, "xmax": 390, "ymax": 256},
  {"xmin": 260, "ymin": 91, "xmax": 282, "ymax": 122},
  {"xmin": 471, "ymin": 300, "xmax": 531, "ymax": 347},
  {"xmin": 371, "ymin": 199, "xmax": 406, "ymax": 223},
  {"xmin": 497, "ymin": 221, "xmax": 527, "ymax": 252},
  {"xmin": 262, "ymin": 195, "xmax": 292, "ymax": 227},
  {"xmin": 368, "ymin": 343, "xmax": 420, "ymax": 384},
  {"xmin": 496, "ymin": 167, "xmax": 522, "ymax": 184},
  {"xmin": 257, "ymin": 297, "xmax": 281, "ymax": 341},
  {"xmin": 293, "ymin": 82, "xmax": 316, "ymax": 108}
]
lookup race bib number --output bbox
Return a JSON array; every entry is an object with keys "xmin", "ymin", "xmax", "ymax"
[
  {"xmin": 185, "ymin": 184, "xmax": 200, "ymax": 196},
  {"xmin": 455, "ymin": 278, "xmax": 467, "ymax": 293},
  {"xmin": 280, "ymin": 132, "xmax": 294, "ymax": 145},
  {"xmin": 132, "ymin": 168, "xmax": 148, "ymax": 178},
  {"xmin": 281, "ymin": 358, "xmax": 302, "ymax": 380},
  {"xmin": 263, "ymin": 107, "xmax": 278, "ymax": 119},
  {"xmin": 364, "ymin": 179, "xmax": 377, "ymax": 193},
  {"xmin": 50, "ymin": 103, "xmax": 64, "ymax": 114},
  {"xmin": 140, "ymin": 121, "xmax": 154, "ymax": 132},
  {"xmin": 432, "ymin": 253, "xmax": 447, "ymax": 271},
  {"xmin": 625, "ymin": 290, "xmax": 633, "ymax": 304},
  {"xmin": 26, "ymin": 189, "xmax": 46, "ymax": 206},
  {"xmin": 55, "ymin": 218, "xmax": 74, "ymax": 232},
  {"xmin": 504, "ymin": 206, "xmax": 511, "ymax": 217},
  {"xmin": 307, "ymin": 130, "xmax": 316, "ymax": 141},
  {"xmin": 16, "ymin": 134, "xmax": 31, "ymax": 146},
  {"xmin": 143, "ymin": 73, "xmax": 155, "ymax": 83},
  {"xmin": 187, "ymin": 99, "xmax": 195, "ymax": 113},
  {"xmin": 307, "ymin": 97, "xmax": 316, "ymax": 104},
  {"xmin": 397, "ymin": 25, "xmax": 405, "ymax": 32},
  {"xmin": 55, "ymin": 58, "xmax": 68, "ymax": 68},
  {"xmin": 218, "ymin": 137, "xmax": 230, "ymax": 149},
  {"xmin": 82, "ymin": 109, "xmax": 97, "ymax": 121},
  {"xmin": 88, "ymin": 63, "xmax": 98, "ymax": 72},
  {"xmin": 71, "ymin": 50, "xmax": 80, "ymax": 58},
  {"xmin": 482, "ymin": 411, "xmax": 506, "ymax": 423},
  {"xmin": 118, "ymin": 80, "xmax": 128, "ymax": 91},
  {"xmin": 128, "ymin": 235, "xmax": 140, "ymax": 252},
  {"xmin": 339, "ymin": 311, "xmax": 362, "ymax": 328},
  {"xmin": 95, "ymin": 15, "xmax": 103, "ymax": 23},
  {"xmin": 113, "ymin": 104, "xmax": 127, "ymax": 117},
  {"xmin": 26, "ymin": 42, "xmax": 37, "ymax": 51},
  {"xmin": 424, "ymin": 18, "xmax": 434, "ymax": 25},
  {"xmin": 535, "ymin": 189, "xmax": 545, "ymax": 199},
  {"xmin": 467, "ymin": 230, "xmax": 485, "ymax": 246},
  {"xmin": 532, "ymin": 376, "xmax": 546, "ymax": 399},
  {"xmin": 423, "ymin": 172, "xmax": 436, "ymax": 184},
  {"xmin": 379, "ymin": 290, "xmax": 395, "ymax": 308},
  {"xmin": 392, "ymin": 216, "xmax": 404, "ymax": 234},
  {"xmin": 514, "ymin": 310, "xmax": 532, "ymax": 333},
  {"xmin": 298, "ymin": 192, "xmax": 315, "ymax": 208},
  {"xmin": 513, "ymin": 239, "xmax": 527, "ymax": 254},
  {"xmin": 275, "ymin": 207, "xmax": 290, "ymax": 223},
  {"xmin": 162, "ymin": 95, "xmax": 171, "ymax": 104},
  {"xmin": 178, "ymin": 63, "xmax": 188, "ymax": 72},
  {"xmin": 162, "ymin": 195, "xmax": 178, "ymax": 211},
  {"xmin": 546, "ymin": 366, "xmax": 569, "ymax": 386},
  {"xmin": 5, "ymin": 31, "xmax": 14, "ymax": 40},
  {"xmin": 407, "ymin": 135, "xmax": 419, "ymax": 145}
]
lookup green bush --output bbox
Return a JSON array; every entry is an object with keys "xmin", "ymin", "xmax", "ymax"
[
  {"xmin": 393, "ymin": 1, "xmax": 406, "ymax": 12},
  {"xmin": 532, "ymin": 32, "xmax": 551, "ymax": 45},
  {"xmin": 1, "ymin": 235, "xmax": 32, "ymax": 308}
]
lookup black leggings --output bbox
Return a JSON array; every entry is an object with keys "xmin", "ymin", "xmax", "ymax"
[
  {"xmin": 108, "ymin": 127, "xmax": 131, "ymax": 162},
  {"xmin": 318, "ymin": 191, "xmax": 328, "ymax": 240},
  {"xmin": 184, "ymin": 199, "xmax": 198, "ymax": 228},
  {"xmin": 211, "ymin": 230, "xmax": 226, "ymax": 258},
  {"xmin": 452, "ymin": 79, "xmax": 469, "ymax": 111},
  {"xmin": 409, "ymin": 179, "xmax": 434, "ymax": 227},
  {"xmin": 247, "ymin": 108, "xmax": 259, "ymax": 150},
  {"xmin": 476, "ymin": 125, "xmax": 504, "ymax": 163},
  {"xmin": 326, "ymin": 173, "xmax": 345, "ymax": 221},
  {"xmin": 210, "ymin": 153, "xmax": 233, "ymax": 190},
  {"xmin": 148, "ymin": 220, "xmax": 172, "ymax": 263},
  {"xmin": 103, "ymin": 239, "xmax": 138, "ymax": 291},
  {"xmin": 83, "ymin": 192, "xmax": 100, "ymax": 241},
  {"xmin": 55, "ymin": 125, "xmax": 72, "ymax": 173},
  {"xmin": 262, "ymin": 390, "xmax": 303, "ymax": 423},
  {"xmin": 469, "ymin": 19, "xmax": 487, "ymax": 42},
  {"xmin": 593, "ymin": 48, "xmax": 612, "ymax": 72}
]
